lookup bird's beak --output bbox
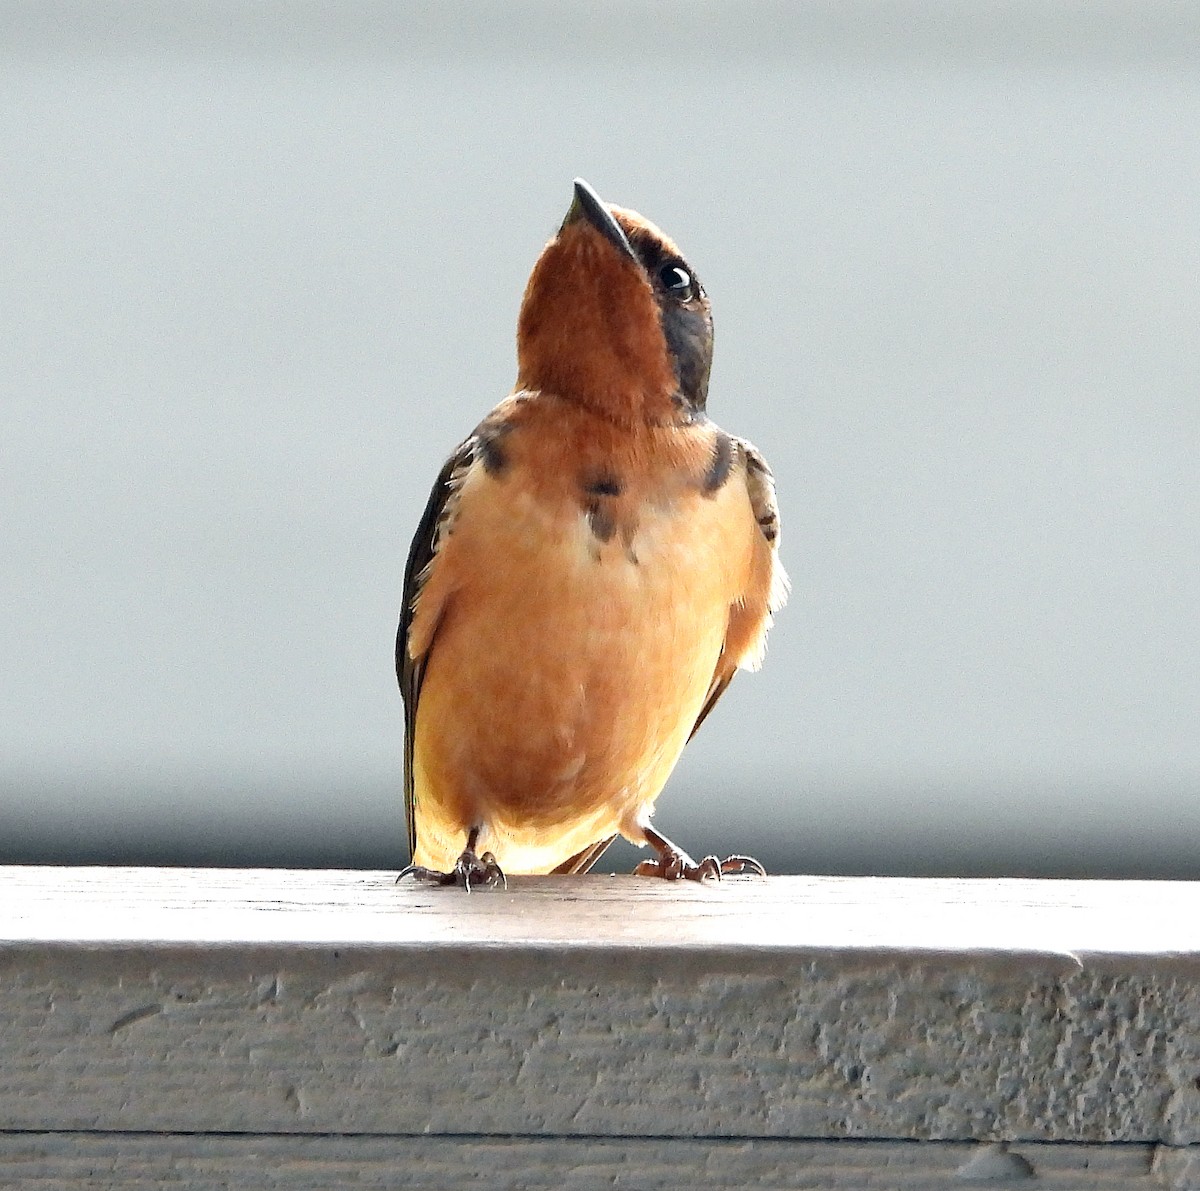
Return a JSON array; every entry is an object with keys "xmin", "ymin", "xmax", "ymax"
[{"xmin": 561, "ymin": 178, "xmax": 637, "ymax": 262}]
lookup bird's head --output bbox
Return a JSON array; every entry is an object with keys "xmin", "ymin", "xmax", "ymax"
[{"xmin": 516, "ymin": 179, "xmax": 713, "ymax": 426}]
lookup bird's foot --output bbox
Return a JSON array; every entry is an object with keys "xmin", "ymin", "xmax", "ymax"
[
  {"xmin": 396, "ymin": 847, "xmax": 507, "ymax": 893},
  {"xmin": 633, "ymin": 826, "xmax": 766, "ymax": 882}
]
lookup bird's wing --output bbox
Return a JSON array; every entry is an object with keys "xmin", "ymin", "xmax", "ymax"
[
  {"xmin": 551, "ymin": 835, "xmax": 619, "ymax": 875},
  {"xmin": 688, "ymin": 437, "xmax": 788, "ymax": 742},
  {"xmin": 688, "ymin": 670, "xmax": 736, "ymax": 743},
  {"xmin": 397, "ymin": 438, "xmax": 477, "ymax": 860}
]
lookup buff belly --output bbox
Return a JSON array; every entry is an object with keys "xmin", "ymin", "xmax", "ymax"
[{"xmin": 410, "ymin": 476, "xmax": 753, "ymax": 874}]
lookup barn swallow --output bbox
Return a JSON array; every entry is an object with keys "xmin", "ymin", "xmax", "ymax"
[{"xmin": 396, "ymin": 178, "xmax": 787, "ymax": 890}]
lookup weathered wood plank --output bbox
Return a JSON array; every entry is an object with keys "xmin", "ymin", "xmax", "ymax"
[
  {"xmin": 5, "ymin": 866, "xmax": 1200, "ymax": 952},
  {"xmin": 0, "ymin": 1135, "xmax": 1180, "ymax": 1190},
  {"xmin": 1, "ymin": 868, "xmax": 1199, "ymax": 1145}
]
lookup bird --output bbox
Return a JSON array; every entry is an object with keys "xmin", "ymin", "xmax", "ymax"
[{"xmin": 396, "ymin": 178, "xmax": 787, "ymax": 890}]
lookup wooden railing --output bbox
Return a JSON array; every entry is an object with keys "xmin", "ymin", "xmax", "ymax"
[{"xmin": 3, "ymin": 867, "xmax": 1199, "ymax": 1188}]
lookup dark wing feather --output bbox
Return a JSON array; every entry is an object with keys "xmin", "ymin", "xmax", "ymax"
[
  {"xmin": 742, "ymin": 438, "xmax": 783, "ymax": 549},
  {"xmin": 686, "ymin": 437, "xmax": 784, "ymax": 743},
  {"xmin": 551, "ymin": 835, "xmax": 619, "ymax": 875},
  {"xmin": 397, "ymin": 441, "xmax": 475, "ymax": 860},
  {"xmin": 688, "ymin": 670, "xmax": 735, "ymax": 743}
]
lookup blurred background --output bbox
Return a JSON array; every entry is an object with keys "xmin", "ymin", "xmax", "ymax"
[{"xmin": 2, "ymin": 1, "xmax": 1197, "ymax": 876}]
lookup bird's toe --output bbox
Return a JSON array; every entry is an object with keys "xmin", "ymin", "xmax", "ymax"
[{"xmin": 396, "ymin": 848, "xmax": 507, "ymax": 893}]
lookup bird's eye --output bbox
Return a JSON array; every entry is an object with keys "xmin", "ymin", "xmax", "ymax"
[{"xmin": 660, "ymin": 263, "xmax": 694, "ymax": 300}]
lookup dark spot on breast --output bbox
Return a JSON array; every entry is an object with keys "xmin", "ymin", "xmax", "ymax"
[
  {"xmin": 476, "ymin": 422, "xmax": 511, "ymax": 476},
  {"xmin": 701, "ymin": 431, "xmax": 734, "ymax": 496},
  {"xmin": 586, "ymin": 500, "xmax": 617, "ymax": 543},
  {"xmin": 584, "ymin": 474, "xmax": 623, "ymax": 498}
]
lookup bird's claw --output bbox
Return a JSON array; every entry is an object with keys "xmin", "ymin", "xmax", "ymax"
[
  {"xmin": 712, "ymin": 853, "xmax": 767, "ymax": 877},
  {"xmin": 396, "ymin": 847, "xmax": 507, "ymax": 892},
  {"xmin": 634, "ymin": 847, "xmax": 766, "ymax": 882}
]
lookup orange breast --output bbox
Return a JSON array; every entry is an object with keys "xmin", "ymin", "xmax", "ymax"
[{"xmin": 409, "ymin": 400, "xmax": 759, "ymax": 873}]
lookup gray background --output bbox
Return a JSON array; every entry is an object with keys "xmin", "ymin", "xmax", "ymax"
[{"xmin": 2, "ymin": 1, "xmax": 1197, "ymax": 875}]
